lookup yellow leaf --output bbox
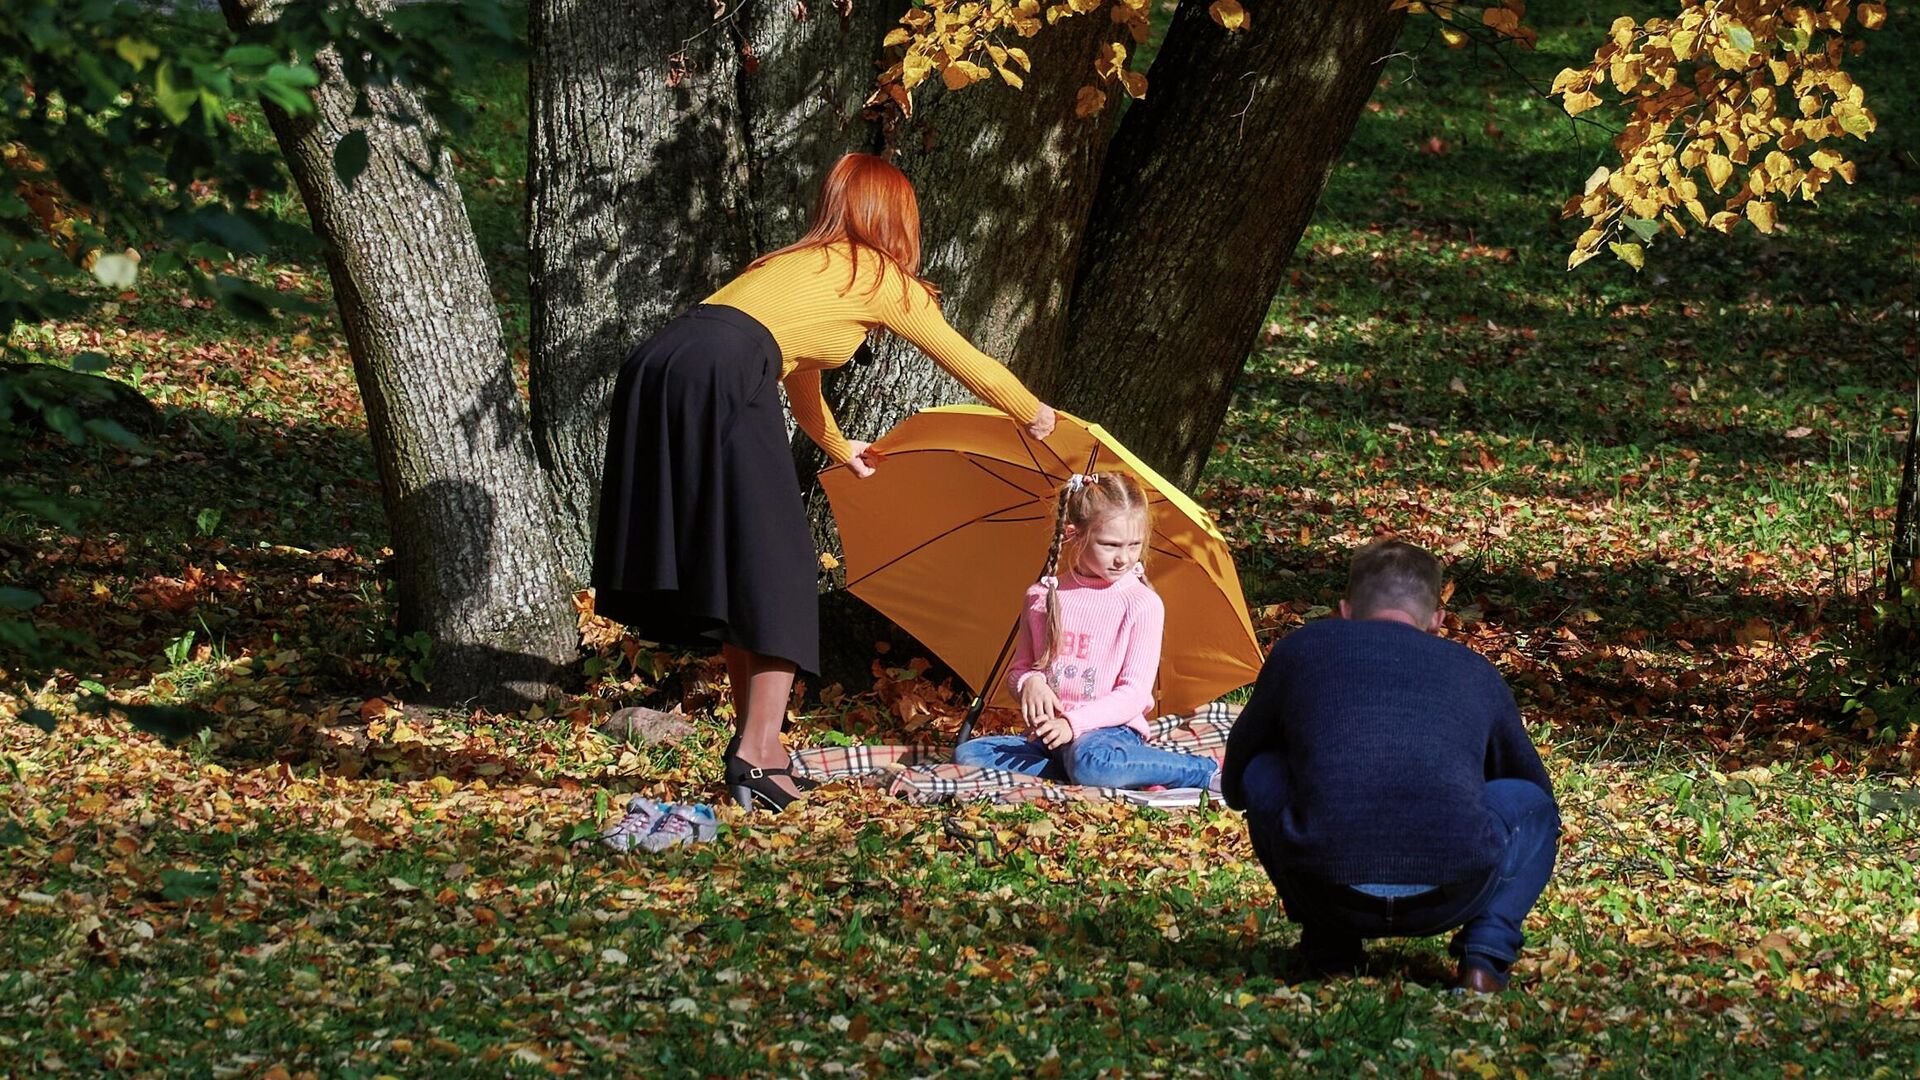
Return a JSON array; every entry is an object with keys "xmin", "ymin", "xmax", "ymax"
[
  {"xmin": 1582, "ymin": 166, "xmax": 1611, "ymax": 196},
  {"xmin": 1208, "ymin": 0, "xmax": 1248, "ymax": 32},
  {"xmin": 883, "ymin": 27, "xmax": 911, "ymax": 48},
  {"xmin": 1441, "ymin": 25, "xmax": 1470, "ymax": 47},
  {"xmin": 1745, "ymin": 199, "xmax": 1777, "ymax": 233},
  {"xmin": 1608, "ymin": 241, "xmax": 1645, "ymax": 270},
  {"xmin": 1857, "ymin": 3, "xmax": 1887, "ymax": 29},
  {"xmin": 1704, "ymin": 153, "xmax": 1733, "ymax": 191},
  {"xmin": 1074, "ymin": 84, "xmax": 1107, "ymax": 118},
  {"xmin": 1708, "ymin": 210, "xmax": 1739, "ymax": 233},
  {"xmin": 902, "ymin": 51, "xmax": 934, "ymax": 90},
  {"xmin": 997, "ymin": 65, "xmax": 1025, "ymax": 89},
  {"xmin": 1550, "ymin": 67, "xmax": 1585, "ymax": 95},
  {"xmin": 1562, "ymin": 89, "xmax": 1601, "ymax": 115},
  {"xmin": 1006, "ymin": 47, "xmax": 1031, "ymax": 71}
]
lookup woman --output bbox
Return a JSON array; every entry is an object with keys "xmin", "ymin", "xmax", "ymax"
[{"xmin": 592, "ymin": 152, "xmax": 1058, "ymax": 813}]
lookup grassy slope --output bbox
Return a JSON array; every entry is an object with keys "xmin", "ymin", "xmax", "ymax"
[{"xmin": 3, "ymin": 1, "xmax": 1920, "ymax": 1075}]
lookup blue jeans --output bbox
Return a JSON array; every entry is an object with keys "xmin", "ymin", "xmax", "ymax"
[
  {"xmin": 955, "ymin": 727, "xmax": 1219, "ymax": 789},
  {"xmin": 1241, "ymin": 752, "xmax": 1559, "ymax": 982}
]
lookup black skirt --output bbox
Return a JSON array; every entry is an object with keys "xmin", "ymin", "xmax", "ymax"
[{"xmin": 590, "ymin": 304, "xmax": 820, "ymax": 674}]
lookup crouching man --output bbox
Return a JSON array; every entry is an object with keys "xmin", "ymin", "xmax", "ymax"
[{"xmin": 1222, "ymin": 541, "xmax": 1560, "ymax": 992}]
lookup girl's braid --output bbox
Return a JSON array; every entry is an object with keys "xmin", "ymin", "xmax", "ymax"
[{"xmin": 1039, "ymin": 476, "xmax": 1083, "ymax": 669}]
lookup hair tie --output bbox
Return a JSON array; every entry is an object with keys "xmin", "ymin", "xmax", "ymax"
[
  {"xmin": 1040, "ymin": 575, "xmax": 1059, "ymax": 588},
  {"xmin": 1067, "ymin": 473, "xmax": 1086, "ymax": 493}
]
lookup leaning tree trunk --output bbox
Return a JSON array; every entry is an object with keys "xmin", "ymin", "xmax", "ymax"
[
  {"xmin": 221, "ymin": 0, "xmax": 578, "ymax": 707},
  {"xmin": 528, "ymin": 0, "xmax": 892, "ymax": 583},
  {"xmin": 1055, "ymin": 0, "xmax": 1408, "ymax": 486}
]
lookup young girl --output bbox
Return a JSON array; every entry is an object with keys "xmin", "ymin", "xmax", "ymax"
[{"xmin": 953, "ymin": 472, "xmax": 1221, "ymax": 791}]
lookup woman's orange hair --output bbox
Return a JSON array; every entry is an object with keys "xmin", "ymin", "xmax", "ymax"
[{"xmin": 748, "ymin": 152, "xmax": 936, "ymax": 303}]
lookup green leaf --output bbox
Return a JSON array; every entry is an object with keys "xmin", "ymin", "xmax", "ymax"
[
  {"xmin": 1727, "ymin": 24, "xmax": 1756, "ymax": 52},
  {"xmin": 221, "ymin": 44, "xmax": 281, "ymax": 69},
  {"xmin": 1840, "ymin": 112, "xmax": 1873, "ymax": 137},
  {"xmin": 0, "ymin": 821, "xmax": 25, "ymax": 846},
  {"xmin": 333, "ymin": 129, "xmax": 371, "ymax": 189},
  {"xmin": 83, "ymin": 418, "xmax": 147, "ymax": 452},
  {"xmin": 154, "ymin": 62, "xmax": 199, "ymax": 125},
  {"xmin": 42, "ymin": 405, "xmax": 85, "ymax": 444},
  {"xmin": 69, "ymin": 352, "xmax": 110, "ymax": 375},
  {"xmin": 1609, "ymin": 242, "xmax": 1646, "ymax": 271},
  {"xmin": 91, "ymin": 253, "xmax": 140, "ymax": 289},
  {"xmin": 1622, "ymin": 216, "xmax": 1660, "ymax": 242},
  {"xmin": 115, "ymin": 37, "xmax": 161, "ymax": 72},
  {"xmin": 160, "ymin": 868, "xmax": 221, "ymax": 901},
  {"xmin": 0, "ymin": 588, "xmax": 43, "ymax": 612}
]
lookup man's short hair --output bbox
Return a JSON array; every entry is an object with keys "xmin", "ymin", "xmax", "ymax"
[{"xmin": 1346, "ymin": 540, "xmax": 1444, "ymax": 620}]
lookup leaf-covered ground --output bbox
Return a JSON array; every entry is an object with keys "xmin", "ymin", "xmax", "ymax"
[{"xmin": 4, "ymin": 2, "xmax": 1920, "ymax": 1075}]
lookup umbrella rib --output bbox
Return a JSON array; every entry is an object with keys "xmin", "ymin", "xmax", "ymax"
[{"xmin": 844, "ymin": 494, "xmax": 1048, "ymax": 588}]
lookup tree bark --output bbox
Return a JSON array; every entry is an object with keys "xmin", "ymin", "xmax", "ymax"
[
  {"xmin": 527, "ymin": 0, "xmax": 892, "ymax": 582},
  {"xmin": 221, "ymin": 0, "xmax": 578, "ymax": 707},
  {"xmin": 1056, "ymin": 0, "xmax": 1407, "ymax": 486}
]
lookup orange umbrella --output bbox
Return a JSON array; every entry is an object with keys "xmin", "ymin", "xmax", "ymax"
[{"xmin": 819, "ymin": 405, "xmax": 1262, "ymax": 741}]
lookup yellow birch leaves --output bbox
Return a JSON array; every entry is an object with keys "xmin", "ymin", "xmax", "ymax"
[
  {"xmin": 1552, "ymin": 0, "xmax": 1883, "ymax": 271},
  {"xmin": 870, "ymin": 0, "xmax": 1164, "ymax": 120}
]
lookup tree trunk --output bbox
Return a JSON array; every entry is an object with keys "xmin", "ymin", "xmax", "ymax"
[
  {"xmin": 527, "ymin": 0, "xmax": 892, "ymax": 583},
  {"xmin": 221, "ymin": 0, "xmax": 578, "ymax": 707},
  {"xmin": 1056, "ymin": 0, "xmax": 1408, "ymax": 486},
  {"xmin": 1890, "ymin": 387, "xmax": 1918, "ymax": 602}
]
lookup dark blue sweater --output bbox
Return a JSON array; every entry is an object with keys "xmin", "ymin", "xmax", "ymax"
[{"xmin": 1222, "ymin": 618, "xmax": 1553, "ymax": 885}]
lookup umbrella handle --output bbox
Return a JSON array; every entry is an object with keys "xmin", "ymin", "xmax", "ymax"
[{"xmin": 956, "ymin": 695, "xmax": 987, "ymax": 746}]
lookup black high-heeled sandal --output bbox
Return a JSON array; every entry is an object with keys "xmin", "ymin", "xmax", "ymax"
[
  {"xmin": 725, "ymin": 756, "xmax": 803, "ymax": 813},
  {"xmin": 723, "ymin": 734, "xmax": 818, "ymax": 791}
]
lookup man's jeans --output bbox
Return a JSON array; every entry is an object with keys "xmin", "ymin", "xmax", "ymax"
[
  {"xmin": 1240, "ymin": 751, "xmax": 1560, "ymax": 981},
  {"xmin": 955, "ymin": 727, "xmax": 1219, "ymax": 789}
]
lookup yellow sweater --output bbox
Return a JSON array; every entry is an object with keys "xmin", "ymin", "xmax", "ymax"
[{"xmin": 704, "ymin": 242, "xmax": 1042, "ymax": 464}]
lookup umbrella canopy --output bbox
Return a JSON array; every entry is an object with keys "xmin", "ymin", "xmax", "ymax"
[{"xmin": 819, "ymin": 405, "xmax": 1262, "ymax": 718}]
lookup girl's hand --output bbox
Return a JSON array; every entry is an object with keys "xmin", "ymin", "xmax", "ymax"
[
  {"xmin": 846, "ymin": 440, "xmax": 881, "ymax": 479},
  {"xmin": 1032, "ymin": 714, "xmax": 1074, "ymax": 751},
  {"xmin": 1019, "ymin": 674, "xmax": 1060, "ymax": 728},
  {"xmin": 1026, "ymin": 404, "xmax": 1057, "ymax": 441}
]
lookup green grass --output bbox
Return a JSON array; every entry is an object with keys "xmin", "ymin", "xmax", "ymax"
[{"xmin": 4, "ymin": 0, "xmax": 1920, "ymax": 1075}]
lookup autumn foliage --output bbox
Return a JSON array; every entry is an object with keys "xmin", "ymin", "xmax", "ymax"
[
  {"xmin": 1552, "ymin": 1, "xmax": 1885, "ymax": 270},
  {"xmin": 870, "ymin": 0, "xmax": 1886, "ymax": 273}
]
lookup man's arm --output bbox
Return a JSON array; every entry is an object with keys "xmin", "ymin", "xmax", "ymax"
[
  {"xmin": 1484, "ymin": 675, "xmax": 1553, "ymax": 797},
  {"xmin": 1221, "ymin": 649, "xmax": 1288, "ymax": 811}
]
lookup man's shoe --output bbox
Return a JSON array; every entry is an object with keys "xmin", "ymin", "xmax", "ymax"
[{"xmin": 1451, "ymin": 962, "xmax": 1506, "ymax": 994}]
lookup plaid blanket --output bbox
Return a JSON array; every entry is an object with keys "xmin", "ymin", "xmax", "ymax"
[{"xmin": 791, "ymin": 701, "xmax": 1241, "ymax": 807}]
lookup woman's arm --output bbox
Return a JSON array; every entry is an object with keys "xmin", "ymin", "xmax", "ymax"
[
  {"xmin": 784, "ymin": 367, "xmax": 853, "ymax": 465},
  {"xmin": 1062, "ymin": 591, "xmax": 1164, "ymax": 738},
  {"xmin": 881, "ymin": 283, "xmax": 1044, "ymax": 426}
]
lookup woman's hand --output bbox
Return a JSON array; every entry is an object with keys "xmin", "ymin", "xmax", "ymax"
[
  {"xmin": 1027, "ymin": 404, "xmax": 1057, "ymax": 441},
  {"xmin": 1032, "ymin": 714, "xmax": 1074, "ymax": 751},
  {"xmin": 846, "ymin": 440, "xmax": 880, "ymax": 479},
  {"xmin": 1019, "ymin": 673, "xmax": 1061, "ymax": 728}
]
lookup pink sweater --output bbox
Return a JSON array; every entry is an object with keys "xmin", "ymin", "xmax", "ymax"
[{"xmin": 1005, "ymin": 566, "xmax": 1163, "ymax": 739}]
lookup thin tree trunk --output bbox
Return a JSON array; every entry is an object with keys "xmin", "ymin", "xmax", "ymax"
[
  {"xmin": 1056, "ymin": 0, "xmax": 1407, "ymax": 486},
  {"xmin": 221, "ymin": 0, "xmax": 577, "ymax": 707},
  {"xmin": 528, "ymin": 0, "xmax": 890, "ymax": 583},
  {"xmin": 1890, "ymin": 388, "xmax": 1918, "ymax": 602}
]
